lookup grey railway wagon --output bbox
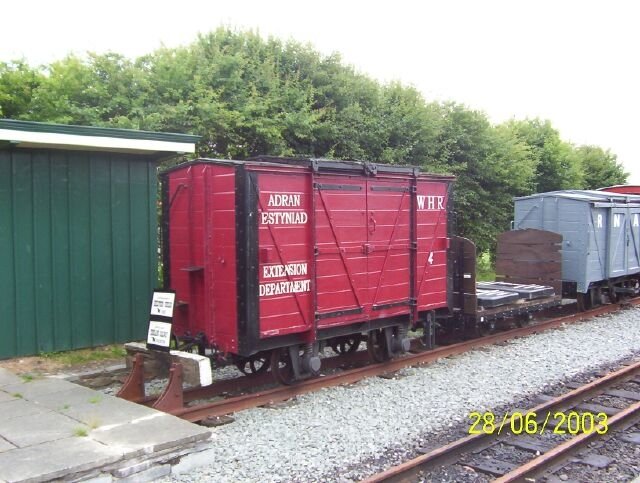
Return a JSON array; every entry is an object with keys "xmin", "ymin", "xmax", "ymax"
[{"xmin": 514, "ymin": 190, "xmax": 640, "ymax": 294}]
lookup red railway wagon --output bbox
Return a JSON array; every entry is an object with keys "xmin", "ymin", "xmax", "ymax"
[
  {"xmin": 598, "ymin": 185, "xmax": 640, "ymax": 195},
  {"xmin": 161, "ymin": 157, "xmax": 453, "ymax": 383}
]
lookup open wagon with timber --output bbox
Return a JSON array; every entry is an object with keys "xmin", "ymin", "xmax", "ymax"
[{"xmin": 161, "ymin": 157, "xmax": 454, "ymax": 383}]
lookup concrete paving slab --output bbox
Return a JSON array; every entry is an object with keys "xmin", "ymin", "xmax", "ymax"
[
  {"xmin": 92, "ymin": 412, "xmax": 211, "ymax": 453},
  {"xmin": 28, "ymin": 384, "xmax": 108, "ymax": 412},
  {"xmin": 0, "ymin": 437, "xmax": 123, "ymax": 483},
  {"xmin": 0, "ymin": 410, "xmax": 81, "ymax": 447},
  {"xmin": 0, "ymin": 389, "xmax": 18, "ymax": 403},
  {"xmin": 61, "ymin": 394, "xmax": 160, "ymax": 428},
  {"xmin": 0, "ymin": 368, "xmax": 212, "ymax": 482},
  {"xmin": 0, "ymin": 436, "xmax": 16, "ymax": 453},
  {"xmin": 0, "ymin": 399, "xmax": 51, "ymax": 420},
  {"xmin": 2, "ymin": 378, "xmax": 79, "ymax": 400},
  {"xmin": 0, "ymin": 369, "xmax": 22, "ymax": 387}
]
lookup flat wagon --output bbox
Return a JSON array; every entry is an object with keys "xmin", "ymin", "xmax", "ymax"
[{"xmin": 161, "ymin": 157, "xmax": 453, "ymax": 382}]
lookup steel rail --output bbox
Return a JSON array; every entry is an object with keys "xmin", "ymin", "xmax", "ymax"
[
  {"xmin": 495, "ymin": 399, "xmax": 640, "ymax": 482},
  {"xmin": 172, "ymin": 299, "xmax": 640, "ymax": 422},
  {"xmin": 132, "ymin": 350, "xmax": 371, "ymax": 406},
  {"xmin": 362, "ymin": 347, "xmax": 640, "ymax": 483}
]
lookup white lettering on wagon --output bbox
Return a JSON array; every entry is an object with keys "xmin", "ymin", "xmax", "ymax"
[
  {"xmin": 259, "ymin": 279, "xmax": 311, "ymax": 297},
  {"xmin": 614, "ymin": 214, "xmax": 622, "ymax": 228},
  {"xmin": 263, "ymin": 263, "xmax": 308, "ymax": 279},
  {"xmin": 261, "ymin": 192, "xmax": 308, "ymax": 225},
  {"xmin": 260, "ymin": 211, "xmax": 308, "ymax": 225},
  {"xmin": 417, "ymin": 195, "xmax": 445, "ymax": 210},
  {"xmin": 260, "ymin": 263, "xmax": 311, "ymax": 297},
  {"xmin": 267, "ymin": 193, "xmax": 301, "ymax": 207}
]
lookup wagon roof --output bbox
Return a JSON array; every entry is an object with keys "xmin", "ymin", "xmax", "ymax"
[
  {"xmin": 162, "ymin": 156, "xmax": 455, "ymax": 179},
  {"xmin": 515, "ymin": 189, "xmax": 640, "ymax": 204}
]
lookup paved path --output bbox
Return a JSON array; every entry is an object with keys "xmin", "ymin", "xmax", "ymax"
[{"xmin": 0, "ymin": 368, "xmax": 211, "ymax": 482}]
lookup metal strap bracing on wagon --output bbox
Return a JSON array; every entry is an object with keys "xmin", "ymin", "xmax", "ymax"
[
  {"xmin": 167, "ymin": 183, "xmax": 187, "ymax": 210},
  {"xmin": 315, "ymin": 307, "xmax": 363, "ymax": 320},
  {"xmin": 369, "ymin": 186, "xmax": 410, "ymax": 193},
  {"xmin": 630, "ymin": 211, "xmax": 640, "ymax": 271},
  {"xmin": 187, "ymin": 166, "xmax": 196, "ymax": 274},
  {"xmin": 314, "ymin": 183, "xmax": 362, "ymax": 191},
  {"xmin": 315, "ymin": 186, "xmax": 364, "ymax": 316},
  {"xmin": 250, "ymin": 175, "xmax": 309, "ymax": 326},
  {"xmin": 369, "ymin": 185, "xmax": 410, "ymax": 309}
]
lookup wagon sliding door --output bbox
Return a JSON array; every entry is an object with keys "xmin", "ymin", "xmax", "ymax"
[
  {"xmin": 254, "ymin": 171, "xmax": 314, "ymax": 338},
  {"xmin": 314, "ymin": 178, "xmax": 368, "ymax": 327},
  {"xmin": 415, "ymin": 181, "xmax": 450, "ymax": 310},
  {"xmin": 608, "ymin": 208, "xmax": 628, "ymax": 277},
  {"xmin": 366, "ymin": 179, "xmax": 412, "ymax": 316},
  {"xmin": 627, "ymin": 208, "xmax": 640, "ymax": 273}
]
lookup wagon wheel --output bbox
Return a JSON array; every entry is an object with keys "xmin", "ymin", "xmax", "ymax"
[
  {"xmin": 170, "ymin": 334, "xmax": 179, "ymax": 350},
  {"xmin": 235, "ymin": 353, "xmax": 270, "ymax": 376},
  {"xmin": 330, "ymin": 335, "xmax": 363, "ymax": 355},
  {"xmin": 474, "ymin": 321, "xmax": 493, "ymax": 338},
  {"xmin": 170, "ymin": 334, "xmax": 206, "ymax": 355},
  {"xmin": 367, "ymin": 329, "xmax": 390, "ymax": 363},
  {"xmin": 515, "ymin": 313, "xmax": 532, "ymax": 328},
  {"xmin": 182, "ymin": 339, "xmax": 206, "ymax": 356},
  {"xmin": 608, "ymin": 282, "xmax": 619, "ymax": 304},
  {"xmin": 270, "ymin": 348, "xmax": 297, "ymax": 385},
  {"xmin": 577, "ymin": 292, "xmax": 592, "ymax": 312}
]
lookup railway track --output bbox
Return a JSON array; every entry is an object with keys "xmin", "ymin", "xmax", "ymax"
[
  {"xmin": 363, "ymin": 347, "xmax": 640, "ymax": 482},
  {"xmin": 117, "ymin": 299, "xmax": 640, "ymax": 423}
]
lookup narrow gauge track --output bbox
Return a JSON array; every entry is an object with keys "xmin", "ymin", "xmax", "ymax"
[
  {"xmin": 121, "ymin": 299, "xmax": 640, "ymax": 423},
  {"xmin": 363, "ymin": 339, "xmax": 640, "ymax": 483}
]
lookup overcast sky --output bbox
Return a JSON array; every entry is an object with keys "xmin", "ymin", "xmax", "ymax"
[{"xmin": 2, "ymin": 0, "xmax": 638, "ymax": 183}]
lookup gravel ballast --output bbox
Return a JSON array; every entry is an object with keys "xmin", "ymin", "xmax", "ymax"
[{"xmin": 164, "ymin": 307, "xmax": 640, "ymax": 482}]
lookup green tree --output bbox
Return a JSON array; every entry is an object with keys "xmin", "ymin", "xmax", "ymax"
[
  {"xmin": 431, "ymin": 104, "xmax": 536, "ymax": 253},
  {"xmin": 0, "ymin": 60, "xmax": 44, "ymax": 118},
  {"xmin": 503, "ymin": 119, "xmax": 583, "ymax": 192},
  {"xmin": 0, "ymin": 27, "xmax": 625, "ymax": 257},
  {"xmin": 575, "ymin": 145, "xmax": 628, "ymax": 189}
]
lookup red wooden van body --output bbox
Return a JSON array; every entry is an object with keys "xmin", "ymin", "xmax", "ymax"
[
  {"xmin": 598, "ymin": 185, "xmax": 640, "ymax": 195},
  {"xmin": 161, "ymin": 158, "xmax": 453, "ymax": 357}
]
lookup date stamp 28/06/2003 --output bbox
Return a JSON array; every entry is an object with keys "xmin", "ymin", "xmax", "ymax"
[{"xmin": 468, "ymin": 411, "xmax": 608, "ymax": 436}]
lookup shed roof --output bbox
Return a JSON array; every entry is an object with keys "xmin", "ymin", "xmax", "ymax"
[{"xmin": 0, "ymin": 119, "xmax": 199, "ymax": 156}]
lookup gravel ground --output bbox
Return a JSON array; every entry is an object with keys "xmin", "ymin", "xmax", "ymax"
[{"xmin": 163, "ymin": 307, "xmax": 640, "ymax": 483}]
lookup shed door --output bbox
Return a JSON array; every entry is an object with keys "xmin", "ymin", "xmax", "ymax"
[
  {"xmin": 628, "ymin": 209, "xmax": 640, "ymax": 273},
  {"xmin": 367, "ymin": 179, "xmax": 412, "ymax": 313},
  {"xmin": 314, "ymin": 179, "xmax": 368, "ymax": 326},
  {"xmin": 608, "ymin": 208, "xmax": 627, "ymax": 277}
]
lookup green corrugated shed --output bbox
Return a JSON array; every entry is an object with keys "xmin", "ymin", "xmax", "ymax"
[{"xmin": 0, "ymin": 120, "xmax": 199, "ymax": 358}]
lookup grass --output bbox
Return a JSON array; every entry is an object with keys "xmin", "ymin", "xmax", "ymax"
[
  {"xmin": 88, "ymin": 395, "xmax": 102, "ymax": 404},
  {"xmin": 39, "ymin": 345, "xmax": 127, "ymax": 366},
  {"xmin": 476, "ymin": 251, "xmax": 496, "ymax": 282},
  {"xmin": 20, "ymin": 374, "xmax": 36, "ymax": 382},
  {"xmin": 73, "ymin": 427, "xmax": 88, "ymax": 437},
  {"xmin": 12, "ymin": 392, "xmax": 23, "ymax": 399},
  {"xmin": 87, "ymin": 418, "xmax": 101, "ymax": 430}
]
